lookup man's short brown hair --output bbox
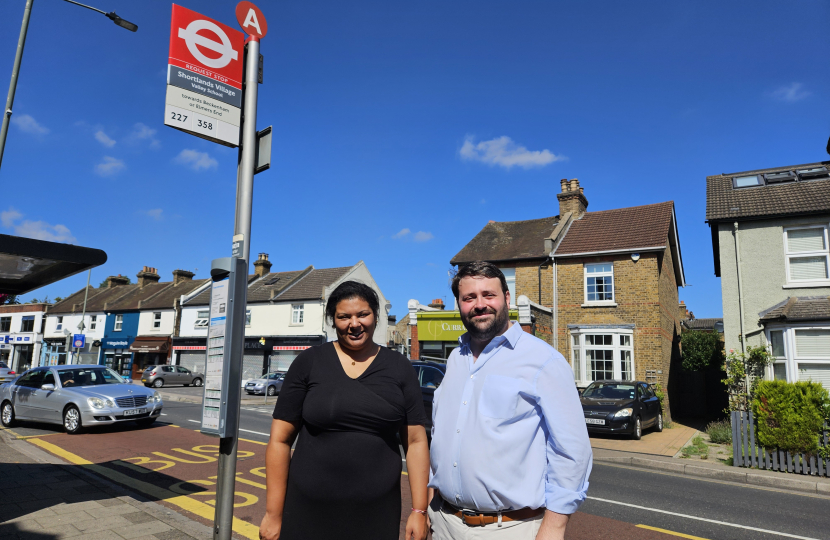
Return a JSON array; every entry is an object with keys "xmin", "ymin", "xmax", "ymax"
[{"xmin": 451, "ymin": 261, "xmax": 509, "ymax": 301}]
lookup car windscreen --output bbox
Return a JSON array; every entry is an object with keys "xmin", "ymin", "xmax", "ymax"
[
  {"xmin": 0, "ymin": 361, "xmax": 7, "ymax": 369},
  {"xmin": 582, "ymin": 383, "xmax": 636, "ymax": 400},
  {"xmin": 59, "ymin": 368, "xmax": 126, "ymax": 387}
]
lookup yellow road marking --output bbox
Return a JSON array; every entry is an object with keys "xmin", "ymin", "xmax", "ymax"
[
  {"xmin": 26, "ymin": 438, "xmax": 260, "ymax": 540},
  {"xmin": 15, "ymin": 432, "xmax": 63, "ymax": 440},
  {"xmin": 636, "ymin": 524, "xmax": 710, "ymax": 539},
  {"xmin": 240, "ymin": 437, "xmax": 267, "ymax": 446}
]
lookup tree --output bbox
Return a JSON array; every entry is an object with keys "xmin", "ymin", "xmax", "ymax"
[
  {"xmin": 0, "ymin": 294, "xmax": 20, "ymax": 305},
  {"xmin": 681, "ymin": 330, "xmax": 725, "ymax": 371}
]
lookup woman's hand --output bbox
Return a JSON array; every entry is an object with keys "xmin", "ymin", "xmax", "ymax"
[
  {"xmin": 259, "ymin": 511, "xmax": 282, "ymax": 540},
  {"xmin": 405, "ymin": 511, "xmax": 428, "ymax": 540}
]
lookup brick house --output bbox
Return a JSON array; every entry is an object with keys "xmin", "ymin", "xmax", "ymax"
[{"xmin": 451, "ymin": 179, "xmax": 686, "ymax": 416}]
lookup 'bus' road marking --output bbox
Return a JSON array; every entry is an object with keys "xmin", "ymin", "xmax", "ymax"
[{"xmin": 588, "ymin": 496, "xmax": 819, "ymax": 540}]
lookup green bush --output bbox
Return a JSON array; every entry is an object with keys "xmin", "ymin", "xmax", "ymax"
[
  {"xmin": 752, "ymin": 380, "xmax": 830, "ymax": 454},
  {"xmin": 705, "ymin": 419, "xmax": 732, "ymax": 445},
  {"xmin": 681, "ymin": 330, "xmax": 724, "ymax": 371}
]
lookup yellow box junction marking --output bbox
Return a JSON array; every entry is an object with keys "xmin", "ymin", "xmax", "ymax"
[
  {"xmin": 26, "ymin": 437, "xmax": 261, "ymax": 540},
  {"xmin": 636, "ymin": 524, "xmax": 710, "ymax": 539}
]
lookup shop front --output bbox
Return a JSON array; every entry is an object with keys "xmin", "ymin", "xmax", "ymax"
[
  {"xmin": 102, "ymin": 337, "xmax": 133, "ymax": 379},
  {"xmin": 416, "ymin": 310, "xmax": 518, "ymax": 360},
  {"xmin": 3, "ymin": 333, "xmax": 41, "ymax": 372},
  {"xmin": 270, "ymin": 335, "xmax": 325, "ymax": 372},
  {"xmin": 42, "ymin": 338, "xmax": 67, "ymax": 366},
  {"xmin": 129, "ymin": 336, "xmax": 172, "ymax": 379}
]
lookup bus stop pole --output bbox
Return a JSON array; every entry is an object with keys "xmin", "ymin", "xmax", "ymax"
[{"xmin": 213, "ymin": 36, "xmax": 260, "ymax": 540}]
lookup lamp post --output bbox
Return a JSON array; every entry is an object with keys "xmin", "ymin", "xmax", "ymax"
[{"xmin": 0, "ymin": 0, "xmax": 138, "ymax": 172}]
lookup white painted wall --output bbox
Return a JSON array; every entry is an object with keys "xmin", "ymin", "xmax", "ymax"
[
  {"xmin": 44, "ymin": 312, "xmax": 106, "ymax": 341},
  {"xmin": 247, "ymin": 301, "xmax": 325, "ymax": 337},
  {"xmin": 137, "ymin": 309, "xmax": 176, "ymax": 335},
  {"xmin": 179, "ymin": 305, "xmax": 209, "ymax": 338}
]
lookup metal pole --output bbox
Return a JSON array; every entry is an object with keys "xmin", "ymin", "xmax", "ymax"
[
  {"xmin": 214, "ymin": 36, "xmax": 260, "ymax": 540},
  {"xmin": 0, "ymin": 0, "xmax": 35, "ymax": 172}
]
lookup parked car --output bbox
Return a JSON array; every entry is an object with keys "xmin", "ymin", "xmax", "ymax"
[
  {"xmin": 0, "ymin": 361, "xmax": 15, "ymax": 385},
  {"xmin": 0, "ymin": 365, "xmax": 163, "ymax": 434},
  {"xmin": 141, "ymin": 365, "xmax": 203, "ymax": 388},
  {"xmin": 411, "ymin": 360, "xmax": 446, "ymax": 442},
  {"xmin": 245, "ymin": 372, "xmax": 286, "ymax": 396},
  {"xmin": 580, "ymin": 380, "xmax": 663, "ymax": 440}
]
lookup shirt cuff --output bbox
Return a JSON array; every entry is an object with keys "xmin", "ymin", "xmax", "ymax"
[{"xmin": 544, "ymin": 483, "xmax": 589, "ymax": 515}]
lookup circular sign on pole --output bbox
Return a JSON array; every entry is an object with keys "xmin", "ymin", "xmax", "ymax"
[{"xmin": 235, "ymin": 2, "xmax": 267, "ymax": 39}]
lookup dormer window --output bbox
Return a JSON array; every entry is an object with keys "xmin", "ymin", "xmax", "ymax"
[
  {"xmin": 796, "ymin": 167, "xmax": 830, "ymax": 181},
  {"xmin": 764, "ymin": 170, "xmax": 797, "ymax": 184}
]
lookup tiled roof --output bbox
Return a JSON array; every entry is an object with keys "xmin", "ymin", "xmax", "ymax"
[
  {"xmin": 681, "ymin": 318, "xmax": 723, "ymax": 331},
  {"xmin": 276, "ymin": 267, "xmax": 352, "ymax": 301},
  {"xmin": 139, "ymin": 279, "xmax": 211, "ymax": 309},
  {"xmin": 555, "ymin": 202, "xmax": 674, "ymax": 256},
  {"xmin": 450, "ymin": 216, "xmax": 559, "ymax": 265},
  {"xmin": 105, "ymin": 282, "xmax": 171, "ymax": 311},
  {"xmin": 48, "ymin": 284, "xmax": 141, "ymax": 314},
  {"xmin": 759, "ymin": 296, "xmax": 830, "ymax": 322},
  {"xmin": 706, "ymin": 161, "xmax": 830, "ymax": 222},
  {"xmin": 247, "ymin": 269, "xmax": 310, "ymax": 302}
]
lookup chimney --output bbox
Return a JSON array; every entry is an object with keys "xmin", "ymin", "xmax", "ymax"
[
  {"xmin": 254, "ymin": 253, "xmax": 272, "ymax": 277},
  {"xmin": 557, "ymin": 178, "xmax": 589, "ymax": 219},
  {"xmin": 172, "ymin": 269, "xmax": 195, "ymax": 285},
  {"xmin": 679, "ymin": 300, "xmax": 690, "ymax": 320},
  {"xmin": 428, "ymin": 298, "xmax": 445, "ymax": 310},
  {"xmin": 136, "ymin": 266, "xmax": 161, "ymax": 288},
  {"xmin": 105, "ymin": 274, "xmax": 130, "ymax": 288}
]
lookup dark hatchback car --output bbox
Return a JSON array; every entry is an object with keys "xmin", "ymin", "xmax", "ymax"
[
  {"xmin": 580, "ymin": 380, "xmax": 662, "ymax": 440},
  {"xmin": 411, "ymin": 361, "xmax": 446, "ymax": 440}
]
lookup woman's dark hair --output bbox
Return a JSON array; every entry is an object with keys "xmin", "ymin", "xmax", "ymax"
[
  {"xmin": 325, "ymin": 281, "xmax": 380, "ymax": 325},
  {"xmin": 451, "ymin": 261, "xmax": 509, "ymax": 300}
]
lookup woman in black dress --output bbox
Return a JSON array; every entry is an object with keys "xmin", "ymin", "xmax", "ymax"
[{"xmin": 259, "ymin": 281, "xmax": 429, "ymax": 540}]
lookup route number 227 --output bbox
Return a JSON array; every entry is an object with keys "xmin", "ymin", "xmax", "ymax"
[{"xmin": 170, "ymin": 112, "xmax": 187, "ymax": 122}]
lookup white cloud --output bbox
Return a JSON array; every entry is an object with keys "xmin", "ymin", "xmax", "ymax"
[
  {"xmin": 95, "ymin": 156, "xmax": 126, "ymax": 176},
  {"xmin": 11, "ymin": 114, "xmax": 49, "ymax": 135},
  {"xmin": 145, "ymin": 209, "xmax": 163, "ymax": 221},
  {"xmin": 1, "ymin": 207, "xmax": 76, "ymax": 243},
  {"xmin": 175, "ymin": 149, "xmax": 218, "ymax": 171},
  {"xmin": 129, "ymin": 122, "xmax": 160, "ymax": 148},
  {"xmin": 94, "ymin": 130, "xmax": 116, "ymax": 148},
  {"xmin": 459, "ymin": 135, "xmax": 564, "ymax": 170},
  {"xmin": 413, "ymin": 231, "xmax": 434, "ymax": 242},
  {"xmin": 392, "ymin": 228, "xmax": 411, "ymax": 239},
  {"xmin": 771, "ymin": 82, "xmax": 810, "ymax": 103}
]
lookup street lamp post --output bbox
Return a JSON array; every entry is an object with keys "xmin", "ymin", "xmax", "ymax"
[{"xmin": 0, "ymin": 0, "xmax": 138, "ymax": 172}]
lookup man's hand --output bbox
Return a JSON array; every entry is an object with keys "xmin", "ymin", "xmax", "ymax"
[
  {"xmin": 259, "ymin": 511, "xmax": 282, "ymax": 540},
  {"xmin": 405, "ymin": 511, "xmax": 428, "ymax": 540},
  {"xmin": 535, "ymin": 509, "xmax": 569, "ymax": 540}
]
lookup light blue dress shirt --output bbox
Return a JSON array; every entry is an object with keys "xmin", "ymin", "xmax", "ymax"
[{"xmin": 428, "ymin": 322, "xmax": 592, "ymax": 515}]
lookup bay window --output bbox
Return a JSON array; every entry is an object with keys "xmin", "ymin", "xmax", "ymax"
[
  {"xmin": 570, "ymin": 328, "xmax": 634, "ymax": 385},
  {"xmin": 765, "ymin": 326, "xmax": 830, "ymax": 389}
]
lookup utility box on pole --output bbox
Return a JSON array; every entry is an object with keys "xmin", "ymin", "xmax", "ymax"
[{"xmin": 201, "ymin": 257, "xmax": 247, "ymax": 438}]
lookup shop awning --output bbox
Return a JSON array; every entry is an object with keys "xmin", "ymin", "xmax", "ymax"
[{"xmin": 129, "ymin": 337, "xmax": 170, "ymax": 353}]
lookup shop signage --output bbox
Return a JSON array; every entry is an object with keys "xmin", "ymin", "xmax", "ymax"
[
  {"xmin": 416, "ymin": 311, "xmax": 519, "ymax": 342},
  {"xmin": 165, "ymin": 4, "xmax": 244, "ymax": 147},
  {"xmin": 173, "ymin": 345, "xmax": 207, "ymax": 351},
  {"xmin": 272, "ymin": 346, "xmax": 311, "ymax": 351},
  {"xmin": 102, "ymin": 338, "xmax": 131, "ymax": 349}
]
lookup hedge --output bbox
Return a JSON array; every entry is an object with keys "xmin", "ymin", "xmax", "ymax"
[
  {"xmin": 752, "ymin": 380, "xmax": 830, "ymax": 454},
  {"xmin": 680, "ymin": 330, "xmax": 724, "ymax": 371}
]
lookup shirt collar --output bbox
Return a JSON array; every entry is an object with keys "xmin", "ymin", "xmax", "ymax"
[{"xmin": 457, "ymin": 320, "xmax": 522, "ymax": 350}]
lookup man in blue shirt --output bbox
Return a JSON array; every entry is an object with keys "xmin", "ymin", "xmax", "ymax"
[{"xmin": 428, "ymin": 262, "xmax": 592, "ymax": 539}]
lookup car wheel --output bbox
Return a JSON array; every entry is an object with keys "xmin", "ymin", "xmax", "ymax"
[
  {"xmin": 1, "ymin": 401, "xmax": 15, "ymax": 427},
  {"xmin": 152, "ymin": 378, "xmax": 164, "ymax": 388},
  {"xmin": 192, "ymin": 378, "xmax": 202, "ymax": 387},
  {"xmin": 267, "ymin": 385, "xmax": 277, "ymax": 396},
  {"xmin": 655, "ymin": 412, "xmax": 664, "ymax": 432},
  {"xmin": 136, "ymin": 418, "xmax": 156, "ymax": 428},
  {"xmin": 632, "ymin": 416, "xmax": 642, "ymax": 440},
  {"xmin": 64, "ymin": 405, "xmax": 83, "ymax": 435}
]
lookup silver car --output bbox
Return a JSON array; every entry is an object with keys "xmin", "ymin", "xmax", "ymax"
[
  {"xmin": 0, "ymin": 364, "xmax": 163, "ymax": 434},
  {"xmin": 245, "ymin": 372, "xmax": 285, "ymax": 396},
  {"xmin": 140, "ymin": 365, "xmax": 204, "ymax": 388},
  {"xmin": 0, "ymin": 360, "xmax": 16, "ymax": 384}
]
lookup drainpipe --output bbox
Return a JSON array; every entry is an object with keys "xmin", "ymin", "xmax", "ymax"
[
  {"xmin": 733, "ymin": 222, "xmax": 746, "ymax": 354},
  {"xmin": 537, "ymin": 257, "xmax": 551, "ymax": 305},
  {"xmin": 552, "ymin": 257, "xmax": 558, "ymax": 349}
]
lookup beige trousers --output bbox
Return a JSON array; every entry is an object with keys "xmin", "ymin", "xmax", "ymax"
[{"xmin": 428, "ymin": 500, "xmax": 544, "ymax": 540}]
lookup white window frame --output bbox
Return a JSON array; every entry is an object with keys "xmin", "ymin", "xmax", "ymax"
[
  {"xmin": 783, "ymin": 224, "xmax": 830, "ymax": 287},
  {"xmin": 291, "ymin": 304, "xmax": 304, "ymax": 325},
  {"xmin": 765, "ymin": 324, "xmax": 830, "ymax": 388},
  {"xmin": 246, "ymin": 309, "xmax": 252, "ymax": 327},
  {"xmin": 153, "ymin": 312, "xmax": 162, "ymax": 329},
  {"xmin": 498, "ymin": 267, "xmax": 517, "ymax": 307},
  {"xmin": 56, "ymin": 316, "xmax": 63, "ymax": 331},
  {"xmin": 195, "ymin": 310, "xmax": 209, "ymax": 328},
  {"xmin": 114, "ymin": 314, "xmax": 123, "ymax": 332},
  {"xmin": 583, "ymin": 263, "xmax": 616, "ymax": 306},
  {"xmin": 89, "ymin": 315, "xmax": 97, "ymax": 331},
  {"xmin": 570, "ymin": 328, "xmax": 634, "ymax": 386}
]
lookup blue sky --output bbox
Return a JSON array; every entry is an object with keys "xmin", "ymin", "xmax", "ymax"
[{"xmin": 1, "ymin": 0, "xmax": 828, "ymax": 319}]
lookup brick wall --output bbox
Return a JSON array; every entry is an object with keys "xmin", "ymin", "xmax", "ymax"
[
  {"xmin": 530, "ymin": 305, "xmax": 553, "ymax": 344},
  {"xmin": 515, "ymin": 264, "xmax": 554, "ymax": 306},
  {"xmin": 658, "ymin": 245, "xmax": 682, "ymax": 418}
]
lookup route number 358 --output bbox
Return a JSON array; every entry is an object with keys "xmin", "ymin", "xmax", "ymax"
[{"xmin": 197, "ymin": 119, "xmax": 213, "ymax": 130}]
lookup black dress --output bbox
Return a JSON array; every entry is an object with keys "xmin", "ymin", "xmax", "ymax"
[{"xmin": 272, "ymin": 342, "xmax": 426, "ymax": 540}]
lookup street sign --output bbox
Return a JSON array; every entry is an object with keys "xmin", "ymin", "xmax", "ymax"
[
  {"xmin": 200, "ymin": 257, "xmax": 247, "ymax": 438},
  {"xmin": 165, "ymin": 4, "xmax": 245, "ymax": 147},
  {"xmin": 254, "ymin": 125, "xmax": 271, "ymax": 174},
  {"xmin": 235, "ymin": 2, "xmax": 268, "ymax": 38},
  {"xmin": 72, "ymin": 334, "xmax": 85, "ymax": 349}
]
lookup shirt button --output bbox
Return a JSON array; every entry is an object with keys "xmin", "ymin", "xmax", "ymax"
[
  {"xmin": 457, "ymin": 429, "xmax": 460, "ymax": 433},
  {"xmin": 463, "ymin": 401, "xmax": 467, "ymax": 405},
  {"xmin": 470, "ymin": 375, "xmax": 474, "ymax": 379},
  {"xmin": 453, "ymin": 462, "xmax": 457, "ymax": 467}
]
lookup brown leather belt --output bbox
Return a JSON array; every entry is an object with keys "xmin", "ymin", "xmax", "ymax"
[{"xmin": 442, "ymin": 499, "xmax": 544, "ymax": 527}]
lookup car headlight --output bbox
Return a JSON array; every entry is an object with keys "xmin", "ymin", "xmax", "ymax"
[
  {"xmin": 88, "ymin": 397, "xmax": 105, "ymax": 409},
  {"xmin": 152, "ymin": 391, "xmax": 161, "ymax": 403},
  {"xmin": 613, "ymin": 408, "xmax": 633, "ymax": 418}
]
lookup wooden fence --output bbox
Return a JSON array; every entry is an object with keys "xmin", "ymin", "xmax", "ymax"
[{"xmin": 731, "ymin": 411, "xmax": 829, "ymax": 476}]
